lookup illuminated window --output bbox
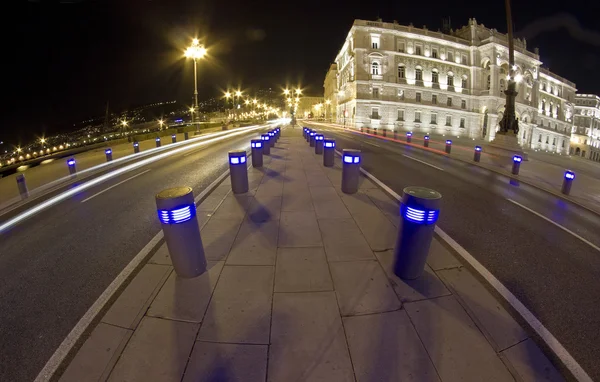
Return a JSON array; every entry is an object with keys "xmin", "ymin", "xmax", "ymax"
[
  {"xmin": 415, "ymin": 111, "xmax": 421, "ymax": 122},
  {"xmin": 371, "ymin": 62, "xmax": 379, "ymax": 75},
  {"xmin": 432, "ymin": 94, "xmax": 437, "ymax": 105},
  {"xmin": 371, "ymin": 35, "xmax": 380, "ymax": 49}
]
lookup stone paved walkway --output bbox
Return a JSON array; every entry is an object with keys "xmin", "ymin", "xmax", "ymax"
[{"xmin": 60, "ymin": 125, "xmax": 565, "ymax": 382}]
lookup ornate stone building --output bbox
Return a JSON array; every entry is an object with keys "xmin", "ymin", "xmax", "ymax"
[
  {"xmin": 572, "ymin": 94, "xmax": 600, "ymax": 161},
  {"xmin": 324, "ymin": 64, "xmax": 338, "ymax": 122},
  {"xmin": 331, "ymin": 18, "xmax": 577, "ymax": 154}
]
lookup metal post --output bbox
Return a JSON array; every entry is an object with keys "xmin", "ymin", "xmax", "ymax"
[
  {"xmin": 133, "ymin": 141, "xmax": 140, "ymax": 153},
  {"xmin": 314, "ymin": 134, "xmax": 324, "ymax": 154},
  {"xmin": 156, "ymin": 137, "xmax": 161, "ymax": 147},
  {"xmin": 228, "ymin": 150, "xmax": 249, "ymax": 194},
  {"xmin": 156, "ymin": 186, "xmax": 206, "ymax": 278},
  {"xmin": 172, "ymin": 134, "xmax": 177, "ymax": 143},
  {"xmin": 374, "ymin": 128, "xmax": 378, "ymax": 136},
  {"xmin": 261, "ymin": 134, "xmax": 271, "ymax": 155},
  {"xmin": 309, "ymin": 131, "xmax": 316, "ymax": 147},
  {"xmin": 445, "ymin": 140, "xmax": 452, "ymax": 154},
  {"xmin": 361, "ymin": 126, "xmax": 364, "ymax": 133},
  {"xmin": 394, "ymin": 130, "xmax": 398, "ymax": 140},
  {"xmin": 512, "ymin": 155, "xmax": 522, "ymax": 175},
  {"xmin": 367, "ymin": 127, "xmax": 371, "ymax": 134},
  {"xmin": 268, "ymin": 131, "xmax": 276, "ymax": 147},
  {"xmin": 67, "ymin": 158, "xmax": 76, "ymax": 176},
  {"xmin": 382, "ymin": 129, "xmax": 387, "ymax": 137},
  {"xmin": 193, "ymin": 58, "xmax": 200, "ymax": 133},
  {"xmin": 323, "ymin": 139, "xmax": 335, "ymax": 167},
  {"xmin": 305, "ymin": 129, "xmax": 311, "ymax": 142},
  {"xmin": 16, "ymin": 174, "xmax": 28, "ymax": 199},
  {"xmin": 341, "ymin": 149, "xmax": 361, "ymax": 194},
  {"xmin": 184, "ymin": 132, "xmax": 189, "ymax": 140},
  {"xmin": 406, "ymin": 132, "xmax": 413, "ymax": 143},
  {"xmin": 105, "ymin": 148, "xmax": 113, "ymax": 162},
  {"xmin": 393, "ymin": 186, "xmax": 442, "ymax": 279},
  {"xmin": 562, "ymin": 170, "xmax": 575, "ymax": 195},
  {"xmin": 474, "ymin": 146, "xmax": 482, "ymax": 162},
  {"xmin": 251, "ymin": 139, "xmax": 263, "ymax": 168},
  {"xmin": 303, "ymin": 127, "xmax": 308, "ymax": 140},
  {"xmin": 424, "ymin": 136, "xmax": 430, "ymax": 147}
]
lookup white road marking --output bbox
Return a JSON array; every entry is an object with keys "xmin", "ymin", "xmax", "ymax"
[
  {"xmin": 402, "ymin": 154, "xmax": 444, "ymax": 171},
  {"xmin": 363, "ymin": 140, "xmax": 381, "ymax": 147},
  {"xmin": 80, "ymin": 170, "xmax": 151, "ymax": 203},
  {"xmin": 507, "ymin": 198, "xmax": 600, "ymax": 253}
]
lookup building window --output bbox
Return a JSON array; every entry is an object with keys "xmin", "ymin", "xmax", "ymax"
[
  {"xmin": 562, "ymin": 140, "xmax": 565, "ymax": 148},
  {"xmin": 461, "ymin": 55, "xmax": 467, "ymax": 65},
  {"xmin": 373, "ymin": 88, "xmax": 379, "ymax": 99},
  {"xmin": 397, "ymin": 89, "xmax": 404, "ymax": 100},
  {"xmin": 415, "ymin": 68, "xmax": 423, "ymax": 81},
  {"xmin": 461, "ymin": 77, "xmax": 467, "ymax": 88},
  {"xmin": 545, "ymin": 136, "xmax": 549, "ymax": 144},
  {"xmin": 447, "ymin": 73, "xmax": 454, "ymax": 87},
  {"xmin": 371, "ymin": 107, "xmax": 379, "ymax": 119},
  {"xmin": 431, "ymin": 113, "xmax": 437, "ymax": 124},
  {"xmin": 398, "ymin": 65, "xmax": 405, "ymax": 79},
  {"xmin": 538, "ymin": 135, "xmax": 542, "ymax": 143},
  {"xmin": 446, "ymin": 115, "xmax": 452, "ymax": 126},
  {"xmin": 416, "ymin": 92, "xmax": 422, "ymax": 103},
  {"xmin": 447, "ymin": 97, "xmax": 452, "ymax": 107},
  {"xmin": 447, "ymin": 51, "xmax": 454, "ymax": 62},
  {"xmin": 432, "ymin": 94, "xmax": 437, "ymax": 105},
  {"xmin": 371, "ymin": 62, "xmax": 379, "ymax": 75},
  {"xmin": 553, "ymin": 137, "xmax": 556, "ymax": 146},
  {"xmin": 398, "ymin": 41, "xmax": 405, "ymax": 53},
  {"xmin": 432, "ymin": 70, "xmax": 439, "ymax": 83},
  {"xmin": 460, "ymin": 118, "xmax": 465, "ymax": 128},
  {"xmin": 415, "ymin": 45, "xmax": 422, "ymax": 55},
  {"xmin": 397, "ymin": 109, "xmax": 404, "ymax": 121},
  {"xmin": 371, "ymin": 35, "xmax": 380, "ymax": 49},
  {"xmin": 461, "ymin": 100, "xmax": 466, "ymax": 109},
  {"xmin": 432, "ymin": 48, "xmax": 438, "ymax": 59},
  {"xmin": 415, "ymin": 111, "xmax": 421, "ymax": 122}
]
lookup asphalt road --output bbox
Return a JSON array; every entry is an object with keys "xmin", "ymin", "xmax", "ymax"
[
  {"xmin": 0, "ymin": 128, "xmax": 267, "ymax": 382},
  {"xmin": 308, "ymin": 123, "xmax": 600, "ymax": 381}
]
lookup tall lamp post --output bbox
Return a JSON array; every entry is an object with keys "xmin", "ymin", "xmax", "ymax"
[
  {"xmin": 235, "ymin": 90, "xmax": 242, "ymax": 120},
  {"xmin": 498, "ymin": 0, "xmax": 518, "ymax": 136},
  {"xmin": 184, "ymin": 38, "xmax": 207, "ymax": 133}
]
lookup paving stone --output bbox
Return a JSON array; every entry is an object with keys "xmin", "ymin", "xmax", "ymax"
[
  {"xmin": 198, "ymin": 266, "xmax": 273, "ymax": 344},
  {"xmin": 246, "ymin": 196, "xmax": 281, "ymax": 223},
  {"xmin": 344, "ymin": 311, "xmax": 440, "ymax": 382},
  {"xmin": 268, "ymin": 292, "xmax": 354, "ymax": 382},
  {"xmin": 438, "ymin": 267, "xmax": 528, "ymax": 351},
  {"xmin": 306, "ymin": 171, "xmax": 332, "ymax": 186},
  {"xmin": 427, "ymin": 237, "xmax": 463, "ymax": 270},
  {"xmin": 330, "ymin": 260, "xmax": 401, "ymax": 316},
  {"xmin": 198, "ymin": 185, "xmax": 230, "ymax": 211},
  {"xmin": 318, "ymin": 218, "xmax": 374, "ymax": 261},
  {"xmin": 281, "ymin": 188, "xmax": 313, "ymax": 211},
  {"xmin": 147, "ymin": 262, "xmax": 224, "ymax": 323},
  {"xmin": 501, "ymin": 338, "xmax": 566, "ymax": 382},
  {"xmin": 405, "ymin": 296, "xmax": 515, "ymax": 382},
  {"xmin": 284, "ymin": 169, "xmax": 306, "ymax": 182},
  {"xmin": 364, "ymin": 188, "xmax": 399, "ymax": 218},
  {"xmin": 227, "ymin": 221, "xmax": 278, "ymax": 265},
  {"xmin": 195, "ymin": 211, "xmax": 212, "ymax": 230},
  {"xmin": 352, "ymin": 210, "xmax": 397, "ymax": 251},
  {"xmin": 60, "ymin": 323, "xmax": 132, "ymax": 382},
  {"xmin": 200, "ymin": 218, "xmax": 241, "ymax": 261},
  {"xmin": 211, "ymin": 194, "xmax": 253, "ymax": 220},
  {"xmin": 278, "ymin": 211, "xmax": 322, "ymax": 247},
  {"xmin": 340, "ymin": 192, "xmax": 381, "ymax": 215},
  {"xmin": 274, "ymin": 247, "xmax": 333, "ymax": 292},
  {"xmin": 102, "ymin": 264, "xmax": 171, "ymax": 329},
  {"xmin": 108, "ymin": 317, "xmax": 199, "ymax": 382},
  {"xmin": 309, "ymin": 186, "xmax": 339, "ymax": 200},
  {"xmin": 148, "ymin": 243, "xmax": 171, "ymax": 265},
  {"xmin": 375, "ymin": 249, "xmax": 450, "ymax": 302},
  {"xmin": 254, "ymin": 181, "xmax": 283, "ymax": 197},
  {"xmin": 182, "ymin": 342, "xmax": 268, "ymax": 382}
]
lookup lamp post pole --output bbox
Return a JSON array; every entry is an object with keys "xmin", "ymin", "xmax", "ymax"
[
  {"xmin": 184, "ymin": 39, "xmax": 206, "ymax": 133},
  {"xmin": 193, "ymin": 58, "xmax": 199, "ymax": 129},
  {"xmin": 498, "ymin": 0, "xmax": 519, "ymax": 136}
]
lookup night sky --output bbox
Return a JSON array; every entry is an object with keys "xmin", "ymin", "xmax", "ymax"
[{"xmin": 2, "ymin": 0, "xmax": 599, "ymax": 146}]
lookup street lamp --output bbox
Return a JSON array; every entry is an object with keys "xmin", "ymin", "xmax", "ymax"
[
  {"xmin": 184, "ymin": 38, "xmax": 207, "ymax": 132},
  {"xmin": 498, "ymin": 0, "xmax": 518, "ymax": 137},
  {"xmin": 158, "ymin": 119, "xmax": 165, "ymax": 130}
]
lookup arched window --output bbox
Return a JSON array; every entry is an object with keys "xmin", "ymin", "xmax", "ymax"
[
  {"xmin": 432, "ymin": 69, "xmax": 439, "ymax": 83},
  {"xmin": 415, "ymin": 67, "xmax": 423, "ymax": 81},
  {"xmin": 461, "ymin": 75, "xmax": 468, "ymax": 88},
  {"xmin": 447, "ymin": 72, "xmax": 454, "ymax": 86},
  {"xmin": 371, "ymin": 62, "xmax": 379, "ymax": 75}
]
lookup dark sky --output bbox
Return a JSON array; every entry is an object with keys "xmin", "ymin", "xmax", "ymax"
[{"xmin": 2, "ymin": 0, "xmax": 599, "ymax": 146}]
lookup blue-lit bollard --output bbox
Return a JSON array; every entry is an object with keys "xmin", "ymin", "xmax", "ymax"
[
  {"xmin": 184, "ymin": 132, "xmax": 189, "ymax": 140},
  {"xmin": 268, "ymin": 131, "xmax": 276, "ymax": 147},
  {"xmin": 512, "ymin": 155, "xmax": 522, "ymax": 175},
  {"xmin": 172, "ymin": 134, "xmax": 177, "ymax": 143},
  {"xmin": 156, "ymin": 186, "xmax": 206, "ymax": 278},
  {"xmin": 67, "ymin": 158, "xmax": 76, "ymax": 176},
  {"xmin": 445, "ymin": 140, "xmax": 452, "ymax": 154},
  {"xmin": 105, "ymin": 148, "xmax": 113, "ymax": 162},
  {"xmin": 323, "ymin": 139, "xmax": 335, "ymax": 167},
  {"xmin": 393, "ymin": 186, "xmax": 442, "ymax": 279},
  {"xmin": 16, "ymin": 174, "xmax": 28, "ymax": 199},
  {"xmin": 251, "ymin": 139, "xmax": 263, "ymax": 168},
  {"xmin": 303, "ymin": 127, "xmax": 308, "ymax": 140},
  {"xmin": 406, "ymin": 132, "xmax": 413, "ymax": 143},
  {"xmin": 315, "ymin": 134, "xmax": 324, "ymax": 154},
  {"xmin": 228, "ymin": 151, "xmax": 249, "ymax": 194},
  {"xmin": 133, "ymin": 141, "xmax": 140, "ymax": 153},
  {"xmin": 424, "ymin": 135, "xmax": 430, "ymax": 148},
  {"xmin": 562, "ymin": 170, "xmax": 575, "ymax": 195},
  {"xmin": 155, "ymin": 137, "xmax": 161, "ymax": 147},
  {"xmin": 309, "ymin": 131, "xmax": 317, "ymax": 147},
  {"xmin": 261, "ymin": 134, "xmax": 271, "ymax": 155},
  {"xmin": 342, "ymin": 149, "xmax": 361, "ymax": 194},
  {"xmin": 305, "ymin": 128, "xmax": 310, "ymax": 142},
  {"xmin": 474, "ymin": 146, "xmax": 482, "ymax": 162}
]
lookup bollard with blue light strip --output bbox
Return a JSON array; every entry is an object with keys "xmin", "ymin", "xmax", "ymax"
[
  {"xmin": 562, "ymin": 170, "xmax": 575, "ymax": 195},
  {"xmin": 314, "ymin": 134, "xmax": 324, "ymax": 154},
  {"xmin": 303, "ymin": 127, "xmax": 308, "ymax": 140},
  {"xmin": 261, "ymin": 134, "xmax": 271, "ymax": 155},
  {"xmin": 105, "ymin": 148, "xmax": 113, "ymax": 162},
  {"xmin": 424, "ymin": 135, "xmax": 430, "ymax": 147},
  {"xmin": 406, "ymin": 132, "xmax": 413, "ymax": 143},
  {"xmin": 393, "ymin": 186, "xmax": 442, "ymax": 279},
  {"xmin": 268, "ymin": 131, "xmax": 276, "ymax": 147},
  {"xmin": 323, "ymin": 138, "xmax": 335, "ymax": 167},
  {"xmin": 512, "ymin": 155, "xmax": 522, "ymax": 175},
  {"xmin": 133, "ymin": 141, "xmax": 140, "ymax": 153},
  {"xmin": 305, "ymin": 128, "xmax": 311, "ymax": 142},
  {"xmin": 445, "ymin": 140, "xmax": 452, "ymax": 154},
  {"xmin": 156, "ymin": 186, "xmax": 207, "ymax": 278},
  {"xmin": 309, "ymin": 131, "xmax": 317, "ymax": 147},
  {"xmin": 184, "ymin": 132, "xmax": 189, "ymax": 140},
  {"xmin": 251, "ymin": 139, "xmax": 263, "ymax": 168},
  {"xmin": 172, "ymin": 134, "xmax": 177, "ymax": 143},
  {"xmin": 155, "ymin": 137, "xmax": 161, "ymax": 147},
  {"xmin": 67, "ymin": 158, "xmax": 77, "ymax": 176},
  {"xmin": 16, "ymin": 174, "xmax": 28, "ymax": 199},
  {"xmin": 474, "ymin": 146, "xmax": 482, "ymax": 162},
  {"xmin": 341, "ymin": 149, "xmax": 361, "ymax": 194},
  {"xmin": 228, "ymin": 150, "xmax": 249, "ymax": 194}
]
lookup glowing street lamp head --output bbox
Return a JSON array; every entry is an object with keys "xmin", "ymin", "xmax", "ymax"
[
  {"xmin": 224, "ymin": 92, "xmax": 231, "ymax": 99},
  {"xmin": 295, "ymin": 88, "xmax": 302, "ymax": 95},
  {"xmin": 121, "ymin": 120, "xmax": 128, "ymax": 127},
  {"xmin": 253, "ymin": 99, "xmax": 257, "ymax": 104},
  {"xmin": 158, "ymin": 119, "xmax": 164, "ymax": 126},
  {"xmin": 325, "ymin": 99, "xmax": 331, "ymax": 105},
  {"xmin": 235, "ymin": 90, "xmax": 242, "ymax": 97},
  {"xmin": 245, "ymin": 99, "xmax": 250, "ymax": 105},
  {"xmin": 283, "ymin": 89, "xmax": 290, "ymax": 96},
  {"xmin": 40, "ymin": 138, "xmax": 46, "ymax": 144},
  {"xmin": 16, "ymin": 147, "xmax": 22, "ymax": 153},
  {"xmin": 189, "ymin": 106, "xmax": 195, "ymax": 113},
  {"xmin": 184, "ymin": 38, "xmax": 207, "ymax": 60}
]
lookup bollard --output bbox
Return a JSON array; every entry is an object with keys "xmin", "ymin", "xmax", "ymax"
[
  {"xmin": 156, "ymin": 187, "xmax": 207, "ymax": 278},
  {"xmin": 361, "ymin": 126, "xmax": 365, "ymax": 133},
  {"xmin": 424, "ymin": 135, "xmax": 430, "ymax": 147},
  {"xmin": 16, "ymin": 174, "xmax": 29, "ymax": 199},
  {"xmin": 367, "ymin": 127, "xmax": 371, "ymax": 134},
  {"xmin": 309, "ymin": 131, "xmax": 317, "ymax": 147},
  {"xmin": 382, "ymin": 129, "xmax": 387, "ymax": 137},
  {"xmin": 341, "ymin": 149, "xmax": 361, "ymax": 194},
  {"xmin": 393, "ymin": 186, "xmax": 442, "ymax": 279},
  {"xmin": 406, "ymin": 132, "xmax": 413, "ymax": 143},
  {"xmin": 261, "ymin": 134, "xmax": 271, "ymax": 155},
  {"xmin": 445, "ymin": 140, "xmax": 452, "ymax": 154},
  {"xmin": 268, "ymin": 131, "xmax": 276, "ymax": 147},
  {"xmin": 562, "ymin": 170, "xmax": 575, "ymax": 195},
  {"xmin": 184, "ymin": 132, "xmax": 189, "ymax": 140},
  {"xmin": 374, "ymin": 128, "xmax": 378, "ymax": 136},
  {"xmin": 133, "ymin": 141, "xmax": 140, "ymax": 153},
  {"xmin": 393, "ymin": 130, "xmax": 398, "ymax": 140},
  {"xmin": 305, "ymin": 129, "xmax": 311, "ymax": 142},
  {"xmin": 303, "ymin": 127, "xmax": 308, "ymax": 140},
  {"xmin": 67, "ymin": 158, "xmax": 76, "ymax": 176},
  {"xmin": 251, "ymin": 139, "xmax": 263, "ymax": 168},
  {"xmin": 156, "ymin": 137, "xmax": 161, "ymax": 147},
  {"xmin": 172, "ymin": 134, "xmax": 177, "ymax": 143},
  {"xmin": 474, "ymin": 146, "xmax": 482, "ymax": 162},
  {"xmin": 323, "ymin": 139, "xmax": 335, "ymax": 167},
  {"xmin": 228, "ymin": 150, "xmax": 249, "ymax": 194},
  {"xmin": 105, "ymin": 148, "xmax": 113, "ymax": 162},
  {"xmin": 512, "ymin": 155, "xmax": 522, "ymax": 175},
  {"xmin": 315, "ymin": 134, "xmax": 324, "ymax": 155}
]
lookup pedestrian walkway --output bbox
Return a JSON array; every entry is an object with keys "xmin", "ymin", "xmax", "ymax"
[{"xmin": 60, "ymin": 125, "xmax": 565, "ymax": 382}]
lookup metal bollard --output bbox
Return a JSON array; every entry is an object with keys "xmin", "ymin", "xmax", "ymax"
[
  {"xmin": 184, "ymin": 132, "xmax": 189, "ymax": 140},
  {"xmin": 562, "ymin": 170, "xmax": 575, "ymax": 195},
  {"xmin": 156, "ymin": 187, "xmax": 207, "ymax": 278},
  {"xmin": 309, "ymin": 131, "xmax": 317, "ymax": 147},
  {"xmin": 474, "ymin": 146, "xmax": 482, "ymax": 162},
  {"xmin": 315, "ymin": 134, "xmax": 324, "ymax": 154},
  {"xmin": 512, "ymin": 155, "xmax": 522, "ymax": 175},
  {"xmin": 424, "ymin": 135, "xmax": 430, "ymax": 147},
  {"xmin": 228, "ymin": 150, "xmax": 249, "ymax": 194},
  {"xmin": 341, "ymin": 149, "xmax": 361, "ymax": 194},
  {"xmin": 105, "ymin": 148, "xmax": 113, "ymax": 162},
  {"xmin": 133, "ymin": 141, "xmax": 140, "ymax": 153},
  {"xmin": 261, "ymin": 134, "xmax": 271, "ymax": 155},
  {"xmin": 67, "ymin": 158, "xmax": 76, "ymax": 176},
  {"xmin": 361, "ymin": 126, "xmax": 365, "ymax": 133},
  {"xmin": 268, "ymin": 131, "xmax": 276, "ymax": 147},
  {"xmin": 393, "ymin": 186, "xmax": 442, "ymax": 279},
  {"xmin": 445, "ymin": 140, "xmax": 452, "ymax": 154},
  {"xmin": 16, "ymin": 174, "xmax": 29, "ymax": 199},
  {"xmin": 374, "ymin": 128, "xmax": 378, "ymax": 136},
  {"xmin": 303, "ymin": 127, "xmax": 308, "ymax": 140},
  {"xmin": 172, "ymin": 134, "xmax": 177, "ymax": 143},
  {"xmin": 251, "ymin": 139, "xmax": 263, "ymax": 168},
  {"xmin": 382, "ymin": 129, "xmax": 387, "ymax": 137},
  {"xmin": 406, "ymin": 132, "xmax": 413, "ymax": 143},
  {"xmin": 393, "ymin": 130, "xmax": 398, "ymax": 140},
  {"xmin": 156, "ymin": 137, "xmax": 161, "ymax": 147},
  {"xmin": 367, "ymin": 127, "xmax": 371, "ymax": 134},
  {"xmin": 305, "ymin": 129, "xmax": 311, "ymax": 142},
  {"xmin": 323, "ymin": 139, "xmax": 335, "ymax": 167}
]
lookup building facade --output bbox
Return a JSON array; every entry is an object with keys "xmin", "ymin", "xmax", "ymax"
[
  {"xmin": 572, "ymin": 94, "xmax": 600, "ymax": 161},
  {"xmin": 323, "ymin": 64, "xmax": 338, "ymax": 122},
  {"xmin": 331, "ymin": 18, "xmax": 576, "ymax": 154}
]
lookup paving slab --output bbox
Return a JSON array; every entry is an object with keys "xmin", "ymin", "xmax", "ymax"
[
  {"xmin": 405, "ymin": 295, "xmax": 515, "ymax": 382},
  {"xmin": 102, "ymin": 264, "xmax": 171, "ymax": 329},
  {"xmin": 268, "ymin": 292, "xmax": 354, "ymax": 382},
  {"xmin": 182, "ymin": 342, "xmax": 268, "ymax": 382},
  {"xmin": 278, "ymin": 211, "xmax": 322, "ymax": 247},
  {"xmin": 148, "ymin": 243, "xmax": 172, "ymax": 265},
  {"xmin": 330, "ymin": 260, "xmax": 401, "ymax": 316},
  {"xmin": 274, "ymin": 247, "xmax": 333, "ymax": 292},
  {"xmin": 427, "ymin": 237, "xmax": 463, "ymax": 270},
  {"xmin": 501, "ymin": 338, "xmax": 565, "ymax": 382},
  {"xmin": 198, "ymin": 265, "xmax": 273, "ymax": 344},
  {"xmin": 210, "ymin": 194, "xmax": 253, "ymax": 220},
  {"xmin": 344, "ymin": 311, "xmax": 441, "ymax": 382},
  {"xmin": 108, "ymin": 317, "xmax": 199, "ymax": 382},
  {"xmin": 340, "ymin": 192, "xmax": 381, "ymax": 215},
  {"xmin": 245, "ymin": 195, "xmax": 281, "ymax": 223},
  {"xmin": 200, "ymin": 218, "xmax": 241, "ymax": 261},
  {"xmin": 310, "ymin": 186, "xmax": 352, "ymax": 219},
  {"xmin": 254, "ymin": 181, "xmax": 283, "ymax": 197},
  {"xmin": 318, "ymin": 218, "xmax": 374, "ymax": 261},
  {"xmin": 352, "ymin": 210, "xmax": 397, "ymax": 251},
  {"xmin": 147, "ymin": 261, "xmax": 224, "ymax": 323},
  {"xmin": 281, "ymin": 187, "xmax": 314, "ymax": 211},
  {"xmin": 306, "ymin": 171, "xmax": 333, "ymax": 186},
  {"xmin": 227, "ymin": 220, "xmax": 279, "ymax": 265},
  {"xmin": 197, "ymin": 185, "xmax": 230, "ymax": 211}
]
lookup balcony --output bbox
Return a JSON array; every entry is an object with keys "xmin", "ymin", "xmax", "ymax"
[
  {"xmin": 371, "ymin": 74, "xmax": 383, "ymax": 81},
  {"xmin": 415, "ymin": 80, "xmax": 424, "ymax": 87}
]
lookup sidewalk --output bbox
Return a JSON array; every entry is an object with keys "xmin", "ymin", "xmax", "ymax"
[{"xmin": 59, "ymin": 126, "xmax": 565, "ymax": 382}]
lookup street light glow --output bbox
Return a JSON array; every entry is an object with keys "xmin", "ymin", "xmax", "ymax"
[
  {"xmin": 184, "ymin": 39, "xmax": 207, "ymax": 60},
  {"xmin": 224, "ymin": 92, "xmax": 231, "ymax": 98},
  {"xmin": 121, "ymin": 120, "xmax": 128, "ymax": 127},
  {"xmin": 235, "ymin": 90, "xmax": 242, "ymax": 97}
]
